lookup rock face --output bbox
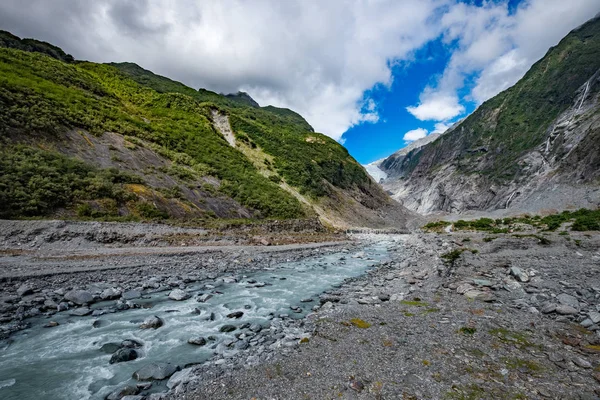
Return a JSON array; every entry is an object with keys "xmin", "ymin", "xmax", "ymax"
[
  {"xmin": 133, "ymin": 362, "xmax": 179, "ymax": 381},
  {"xmin": 379, "ymin": 17, "xmax": 600, "ymax": 215},
  {"xmin": 110, "ymin": 348, "xmax": 138, "ymax": 364}
]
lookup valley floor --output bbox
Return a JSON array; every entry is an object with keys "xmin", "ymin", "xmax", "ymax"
[
  {"xmin": 177, "ymin": 231, "xmax": 600, "ymax": 400},
  {"xmin": 1, "ymin": 221, "xmax": 599, "ymax": 399}
]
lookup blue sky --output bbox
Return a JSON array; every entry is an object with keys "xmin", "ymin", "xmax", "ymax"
[{"xmin": 1, "ymin": 0, "xmax": 598, "ymax": 165}]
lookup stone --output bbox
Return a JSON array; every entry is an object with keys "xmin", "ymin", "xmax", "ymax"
[
  {"xmin": 110, "ymin": 348, "xmax": 138, "ymax": 364},
  {"xmin": 300, "ymin": 298, "xmax": 313, "ymax": 303},
  {"xmin": 555, "ymin": 305, "xmax": 578, "ymax": 315},
  {"xmin": 541, "ymin": 303, "xmax": 557, "ymax": 314},
  {"xmin": 319, "ymin": 294, "xmax": 340, "ymax": 304},
  {"xmin": 557, "ymin": 293, "xmax": 579, "ymax": 308},
  {"xmin": 121, "ymin": 339, "xmax": 143, "ymax": 348},
  {"xmin": 349, "ymin": 379, "xmax": 364, "ymax": 392},
  {"xmin": 122, "ymin": 290, "xmax": 142, "ymax": 300},
  {"xmin": 197, "ymin": 294, "xmax": 212, "ymax": 303},
  {"xmin": 589, "ymin": 311, "xmax": 600, "ymax": 324},
  {"xmin": 187, "ymin": 337, "xmax": 207, "ymax": 346},
  {"xmin": 168, "ymin": 289, "xmax": 190, "ymax": 301},
  {"xmin": 133, "ymin": 362, "xmax": 180, "ymax": 381},
  {"xmin": 581, "ymin": 319, "xmax": 595, "ymax": 328},
  {"xmin": 140, "ymin": 316, "xmax": 164, "ymax": 329},
  {"xmin": 249, "ymin": 324, "xmax": 262, "ymax": 333},
  {"xmin": 105, "ymin": 385, "xmax": 140, "ymax": 400},
  {"xmin": 64, "ymin": 290, "xmax": 94, "ymax": 305},
  {"xmin": 456, "ymin": 283, "xmax": 474, "ymax": 294},
  {"xmin": 69, "ymin": 307, "xmax": 92, "ymax": 316},
  {"xmin": 100, "ymin": 343, "xmax": 122, "ymax": 354},
  {"xmin": 44, "ymin": 321, "xmax": 59, "ymax": 328},
  {"xmin": 572, "ymin": 357, "xmax": 592, "ymax": 369},
  {"xmin": 509, "ymin": 267, "xmax": 529, "ymax": 283},
  {"xmin": 226, "ymin": 311, "xmax": 244, "ymax": 319},
  {"xmin": 472, "ymin": 279, "xmax": 493, "ymax": 287},
  {"xmin": 166, "ymin": 368, "xmax": 196, "ymax": 389},
  {"xmin": 101, "ymin": 288, "xmax": 121, "ymax": 300},
  {"xmin": 220, "ymin": 325, "xmax": 237, "ymax": 333},
  {"xmin": 16, "ymin": 284, "xmax": 34, "ymax": 297}
]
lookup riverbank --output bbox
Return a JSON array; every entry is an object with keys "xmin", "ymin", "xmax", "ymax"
[
  {"xmin": 175, "ymin": 231, "xmax": 600, "ymax": 400},
  {"xmin": 1, "ymin": 221, "xmax": 599, "ymax": 399}
]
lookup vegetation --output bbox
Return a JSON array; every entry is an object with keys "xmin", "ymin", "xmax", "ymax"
[
  {"xmin": 423, "ymin": 209, "xmax": 600, "ymax": 233},
  {"xmin": 0, "ymin": 145, "xmax": 141, "ymax": 218},
  {"xmin": 407, "ymin": 17, "xmax": 600, "ymax": 183},
  {"xmin": 0, "ymin": 33, "xmax": 379, "ymax": 221}
]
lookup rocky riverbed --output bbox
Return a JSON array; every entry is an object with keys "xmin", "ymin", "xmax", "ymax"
[{"xmin": 1, "ymin": 220, "xmax": 599, "ymax": 399}]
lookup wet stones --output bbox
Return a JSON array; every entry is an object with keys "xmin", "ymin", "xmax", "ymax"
[
  {"xmin": 110, "ymin": 348, "xmax": 138, "ymax": 364},
  {"xmin": 249, "ymin": 324, "xmax": 262, "ymax": 333},
  {"xmin": 101, "ymin": 288, "xmax": 121, "ymax": 300},
  {"xmin": 64, "ymin": 289, "xmax": 94, "ymax": 305},
  {"xmin": 101, "ymin": 343, "xmax": 122, "ymax": 354},
  {"xmin": 197, "ymin": 294, "xmax": 212, "ymax": 303},
  {"xmin": 121, "ymin": 290, "xmax": 142, "ymax": 301},
  {"xmin": 69, "ymin": 307, "xmax": 92, "ymax": 316},
  {"xmin": 168, "ymin": 289, "xmax": 190, "ymax": 301},
  {"xmin": 220, "ymin": 324, "xmax": 237, "ymax": 333},
  {"xmin": 133, "ymin": 362, "xmax": 180, "ymax": 381},
  {"xmin": 43, "ymin": 321, "xmax": 59, "ymax": 328},
  {"xmin": 140, "ymin": 315, "xmax": 164, "ymax": 329},
  {"xmin": 105, "ymin": 385, "xmax": 140, "ymax": 400},
  {"xmin": 188, "ymin": 336, "xmax": 207, "ymax": 346},
  {"xmin": 226, "ymin": 311, "xmax": 244, "ymax": 319}
]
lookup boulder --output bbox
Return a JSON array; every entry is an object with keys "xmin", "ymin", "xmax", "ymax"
[
  {"xmin": 166, "ymin": 368, "xmax": 196, "ymax": 389},
  {"xmin": 168, "ymin": 289, "xmax": 190, "ymax": 301},
  {"xmin": 557, "ymin": 293, "xmax": 579, "ymax": 309},
  {"xmin": 64, "ymin": 290, "xmax": 94, "ymax": 305},
  {"xmin": 105, "ymin": 385, "xmax": 139, "ymax": 400},
  {"xmin": 197, "ymin": 294, "xmax": 212, "ymax": 303},
  {"xmin": 187, "ymin": 337, "xmax": 207, "ymax": 346},
  {"xmin": 100, "ymin": 343, "xmax": 122, "ymax": 354},
  {"xmin": 122, "ymin": 290, "xmax": 142, "ymax": 300},
  {"xmin": 16, "ymin": 284, "xmax": 34, "ymax": 297},
  {"xmin": 219, "ymin": 324, "xmax": 236, "ymax": 333},
  {"xmin": 509, "ymin": 267, "xmax": 529, "ymax": 283},
  {"xmin": 133, "ymin": 362, "xmax": 179, "ymax": 381},
  {"xmin": 121, "ymin": 339, "xmax": 143, "ymax": 348},
  {"xmin": 140, "ymin": 316, "xmax": 164, "ymax": 329},
  {"xmin": 110, "ymin": 348, "xmax": 138, "ymax": 364},
  {"xmin": 589, "ymin": 311, "xmax": 600, "ymax": 324},
  {"xmin": 69, "ymin": 307, "xmax": 92, "ymax": 316},
  {"xmin": 556, "ymin": 304, "xmax": 578, "ymax": 315},
  {"xmin": 226, "ymin": 311, "xmax": 243, "ymax": 319},
  {"xmin": 101, "ymin": 288, "xmax": 122, "ymax": 300}
]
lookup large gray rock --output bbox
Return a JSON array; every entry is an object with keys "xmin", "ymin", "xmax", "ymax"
[
  {"xmin": 101, "ymin": 288, "xmax": 121, "ymax": 300},
  {"xmin": 16, "ymin": 284, "xmax": 34, "ymax": 297},
  {"xmin": 105, "ymin": 385, "xmax": 139, "ymax": 400},
  {"xmin": 110, "ymin": 348, "xmax": 138, "ymax": 364},
  {"xmin": 140, "ymin": 316, "xmax": 164, "ymax": 329},
  {"xmin": 166, "ymin": 368, "xmax": 196, "ymax": 389},
  {"xmin": 69, "ymin": 307, "xmax": 92, "ymax": 316},
  {"xmin": 133, "ymin": 362, "xmax": 180, "ymax": 381},
  {"xmin": 509, "ymin": 267, "xmax": 529, "ymax": 283},
  {"xmin": 122, "ymin": 290, "xmax": 142, "ymax": 300},
  {"xmin": 589, "ymin": 311, "xmax": 600, "ymax": 324},
  {"xmin": 187, "ymin": 337, "xmax": 207, "ymax": 346},
  {"xmin": 168, "ymin": 289, "xmax": 190, "ymax": 301},
  {"xmin": 64, "ymin": 290, "xmax": 94, "ymax": 305},
  {"xmin": 557, "ymin": 293, "xmax": 579, "ymax": 309},
  {"xmin": 556, "ymin": 304, "xmax": 578, "ymax": 315}
]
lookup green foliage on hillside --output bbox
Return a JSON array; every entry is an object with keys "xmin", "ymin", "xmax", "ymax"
[
  {"xmin": 423, "ymin": 209, "xmax": 600, "ymax": 233},
  {"xmin": 0, "ymin": 145, "xmax": 141, "ymax": 218},
  {"xmin": 0, "ymin": 48, "xmax": 303, "ymax": 219},
  {"xmin": 0, "ymin": 30, "xmax": 74, "ymax": 63},
  {"xmin": 413, "ymin": 17, "xmax": 600, "ymax": 182}
]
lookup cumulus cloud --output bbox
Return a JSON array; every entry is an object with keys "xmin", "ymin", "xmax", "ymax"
[
  {"xmin": 0, "ymin": 0, "xmax": 447, "ymax": 141},
  {"xmin": 403, "ymin": 128, "xmax": 428, "ymax": 142},
  {"xmin": 407, "ymin": 0, "xmax": 600, "ymax": 121},
  {"xmin": 406, "ymin": 92, "xmax": 465, "ymax": 121},
  {"xmin": 0, "ymin": 0, "xmax": 598, "ymax": 142}
]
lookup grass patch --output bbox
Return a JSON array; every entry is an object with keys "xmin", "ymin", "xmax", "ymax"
[{"xmin": 349, "ymin": 318, "xmax": 371, "ymax": 329}]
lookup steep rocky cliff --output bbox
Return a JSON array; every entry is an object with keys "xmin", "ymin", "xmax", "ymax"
[
  {"xmin": 380, "ymin": 16, "xmax": 600, "ymax": 215},
  {"xmin": 0, "ymin": 32, "xmax": 415, "ymax": 229}
]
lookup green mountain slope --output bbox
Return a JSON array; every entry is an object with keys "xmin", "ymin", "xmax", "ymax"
[
  {"xmin": 380, "ymin": 16, "xmax": 600, "ymax": 214},
  {"xmin": 0, "ymin": 31, "xmax": 410, "ymax": 228}
]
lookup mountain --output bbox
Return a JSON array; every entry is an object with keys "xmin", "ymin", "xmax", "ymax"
[
  {"xmin": 0, "ymin": 31, "xmax": 415, "ymax": 229},
  {"xmin": 380, "ymin": 16, "xmax": 600, "ymax": 215}
]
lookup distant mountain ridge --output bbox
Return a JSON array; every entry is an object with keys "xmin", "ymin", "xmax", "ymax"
[
  {"xmin": 379, "ymin": 15, "xmax": 600, "ymax": 215},
  {"xmin": 0, "ymin": 30, "xmax": 415, "ymax": 229}
]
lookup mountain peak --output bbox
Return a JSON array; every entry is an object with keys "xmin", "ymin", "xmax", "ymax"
[{"xmin": 225, "ymin": 91, "xmax": 260, "ymax": 108}]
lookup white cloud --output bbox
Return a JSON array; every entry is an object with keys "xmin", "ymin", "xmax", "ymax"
[
  {"xmin": 0, "ymin": 0, "xmax": 448, "ymax": 141},
  {"xmin": 432, "ymin": 122, "xmax": 451, "ymax": 134},
  {"xmin": 403, "ymin": 128, "xmax": 428, "ymax": 142},
  {"xmin": 406, "ymin": 93, "xmax": 465, "ymax": 121},
  {"xmin": 407, "ymin": 0, "xmax": 600, "ymax": 121}
]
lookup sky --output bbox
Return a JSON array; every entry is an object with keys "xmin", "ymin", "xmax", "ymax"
[{"xmin": 0, "ymin": 0, "xmax": 598, "ymax": 163}]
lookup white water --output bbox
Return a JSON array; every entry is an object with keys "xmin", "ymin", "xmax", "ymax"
[{"xmin": 0, "ymin": 240, "xmax": 393, "ymax": 400}]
